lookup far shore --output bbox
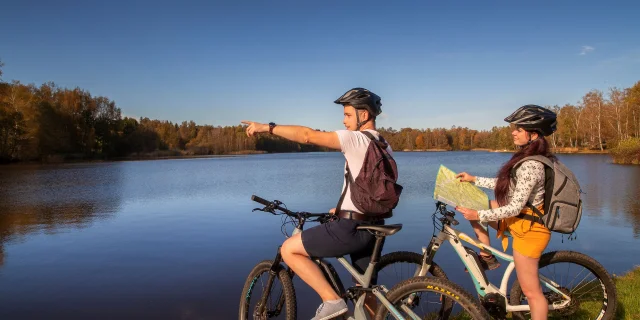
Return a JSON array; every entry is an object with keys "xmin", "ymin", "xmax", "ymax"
[
  {"xmin": 398, "ymin": 148, "xmax": 610, "ymax": 154},
  {"xmin": 2, "ymin": 148, "xmax": 613, "ymax": 166},
  {"xmin": 470, "ymin": 148, "xmax": 609, "ymax": 154}
]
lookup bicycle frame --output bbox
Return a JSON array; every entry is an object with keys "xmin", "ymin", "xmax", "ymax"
[
  {"xmin": 417, "ymin": 223, "xmax": 573, "ymax": 313},
  {"xmin": 257, "ymin": 227, "xmax": 414, "ymax": 320}
]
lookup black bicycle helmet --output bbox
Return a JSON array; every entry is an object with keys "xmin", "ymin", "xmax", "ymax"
[
  {"xmin": 333, "ymin": 87, "xmax": 382, "ymax": 117},
  {"xmin": 504, "ymin": 104, "xmax": 557, "ymax": 136}
]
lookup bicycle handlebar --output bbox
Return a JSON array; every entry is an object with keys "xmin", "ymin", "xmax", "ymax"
[
  {"xmin": 251, "ymin": 195, "xmax": 271, "ymax": 207},
  {"xmin": 251, "ymin": 194, "xmax": 295, "ymax": 214},
  {"xmin": 435, "ymin": 201, "xmax": 460, "ymax": 226},
  {"xmin": 251, "ymin": 194, "xmax": 328, "ymax": 219},
  {"xmin": 444, "ymin": 212, "xmax": 459, "ymax": 226}
]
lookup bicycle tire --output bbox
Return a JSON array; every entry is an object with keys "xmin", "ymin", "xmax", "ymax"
[
  {"xmin": 239, "ymin": 260, "xmax": 297, "ymax": 320},
  {"xmin": 509, "ymin": 250, "xmax": 617, "ymax": 320},
  {"xmin": 376, "ymin": 251, "xmax": 449, "ymax": 279},
  {"xmin": 373, "ymin": 276, "xmax": 490, "ymax": 320}
]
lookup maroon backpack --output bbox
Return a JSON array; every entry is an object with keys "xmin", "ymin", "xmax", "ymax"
[{"xmin": 335, "ymin": 131, "xmax": 403, "ymax": 217}]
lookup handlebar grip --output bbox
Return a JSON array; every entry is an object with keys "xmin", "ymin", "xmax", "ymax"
[{"xmin": 251, "ymin": 195, "xmax": 272, "ymax": 207}]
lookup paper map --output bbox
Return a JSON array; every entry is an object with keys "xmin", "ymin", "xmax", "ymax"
[{"xmin": 433, "ymin": 164, "xmax": 490, "ymax": 211}]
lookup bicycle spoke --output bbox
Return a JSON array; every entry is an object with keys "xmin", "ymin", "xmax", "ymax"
[
  {"xmin": 570, "ymin": 269, "xmax": 596, "ymax": 293},
  {"xmin": 566, "ymin": 265, "xmax": 589, "ymax": 288}
]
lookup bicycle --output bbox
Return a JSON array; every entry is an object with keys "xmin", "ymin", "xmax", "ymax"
[
  {"xmin": 375, "ymin": 201, "xmax": 618, "ymax": 320},
  {"xmin": 239, "ymin": 195, "xmax": 491, "ymax": 320}
]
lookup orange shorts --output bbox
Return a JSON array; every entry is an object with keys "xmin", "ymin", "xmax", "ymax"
[{"xmin": 497, "ymin": 205, "xmax": 551, "ymax": 259}]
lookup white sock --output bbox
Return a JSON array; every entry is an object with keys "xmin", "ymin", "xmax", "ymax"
[{"xmin": 325, "ymin": 299, "xmax": 344, "ymax": 305}]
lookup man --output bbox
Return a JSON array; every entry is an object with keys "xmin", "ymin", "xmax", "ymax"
[{"xmin": 242, "ymin": 87, "xmax": 395, "ymax": 319}]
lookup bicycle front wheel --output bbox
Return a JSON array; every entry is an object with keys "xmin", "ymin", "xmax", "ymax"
[
  {"xmin": 239, "ymin": 260, "xmax": 297, "ymax": 320},
  {"xmin": 509, "ymin": 250, "xmax": 617, "ymax": 320},
  {"xmin": 376, "ymin": 251, "xmax": 449, "ymax": 286},
  {"xmin": 374, "ymin": 276, "xmax": 490, "ymax": 320}
]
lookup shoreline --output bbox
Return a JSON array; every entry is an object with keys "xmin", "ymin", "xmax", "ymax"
[
  {"xmin": 1, "ymin": 148, "xmax": 614, "ymax": 166},
  {"xmin": 470, "ymin": 148, "xmax": 609, "ymax": 154},
  {"xmin": 1, "ymin": 151, "xmax": 266, "ymax": 166}
]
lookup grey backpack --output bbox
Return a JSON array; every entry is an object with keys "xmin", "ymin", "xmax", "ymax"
[{"xmin": 512, "ymin": 155, "xmax": 583, "ymax": 234}]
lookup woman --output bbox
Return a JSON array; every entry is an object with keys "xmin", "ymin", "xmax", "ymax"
[{"xmin": 455, "ymin": 105, "xmax": 557, "ymax": 320}]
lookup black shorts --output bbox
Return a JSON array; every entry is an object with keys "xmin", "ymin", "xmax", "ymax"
[{"xmin": 301, "ymin": 217, "xmax": 384, "ymax": 284}]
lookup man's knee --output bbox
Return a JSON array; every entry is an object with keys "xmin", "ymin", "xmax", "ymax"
[{"xmin": 281, "ymin": 234, "xmax": 307, "ymax": 258}]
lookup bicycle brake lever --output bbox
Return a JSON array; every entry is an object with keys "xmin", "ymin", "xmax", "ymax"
[{"xmin": 252, "ymin": 207, "xmax": 277, "ymax": 214}]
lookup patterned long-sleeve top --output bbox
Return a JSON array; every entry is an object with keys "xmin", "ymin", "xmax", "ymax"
[{"xmin": 475, "ymin": 160, "xmax": 545, "ymax": 223}]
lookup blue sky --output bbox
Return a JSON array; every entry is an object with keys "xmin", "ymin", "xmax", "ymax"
[{"xmin": 1, "ymin": 1, "xmax": 639, "ymax": 131}]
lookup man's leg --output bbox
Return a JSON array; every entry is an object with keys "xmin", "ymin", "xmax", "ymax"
[
  {"xmin": 282, "ymin": 222, "xmax": 350, "ymax": 319},
  {"xmin": 280, "ymin": 233, "xmax": 340, "ymax": 301}
]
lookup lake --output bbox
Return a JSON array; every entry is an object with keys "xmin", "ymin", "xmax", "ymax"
[{"xmin": 0, "ymin": 152, "xmax": 638, "ymax": 319}]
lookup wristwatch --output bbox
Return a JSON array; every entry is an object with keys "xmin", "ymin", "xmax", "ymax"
[{"xmin": 269, "ymin": 122, "xmax": 276, "ymax": 135}]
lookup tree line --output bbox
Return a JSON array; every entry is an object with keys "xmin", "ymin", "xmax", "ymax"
[{"xmin": 1, "ymin": 59, "xmax": 639, "ymax": 163}]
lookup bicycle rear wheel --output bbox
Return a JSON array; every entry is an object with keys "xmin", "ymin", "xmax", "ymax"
[
  {"xmin": 374, "ymin": 276, "xmax": 490, "ymax": 320},
  {"xmin": 509, "ymin": 250, "xmax": 617, "ymax": 320},
  {"xmin": 239, "ymin": 260, "xmax": 296, "ymax": 320}
]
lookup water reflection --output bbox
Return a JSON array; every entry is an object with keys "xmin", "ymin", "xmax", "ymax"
[
  {"xmin": 0, "ymin": 154, "xmax": 638, "ymax": 319},
  {"xmin": 0, "ymin": 163, "xmax": 123, "ymax": 266},
  {"xmin": 575, "ymin": 155, "xmax": 640, "ymax": 238},
  {"xmin": 619, "ymin": 165, "xmax": 640, "ymax": 237}
]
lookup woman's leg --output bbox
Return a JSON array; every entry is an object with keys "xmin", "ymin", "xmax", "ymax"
[
  {"xmin": 513, "ymin": 249, "xmax": 548, "ymax": 320},
  {"xmin": 470, "ymin": 200, "xmax": 499, "ymax": 258}
]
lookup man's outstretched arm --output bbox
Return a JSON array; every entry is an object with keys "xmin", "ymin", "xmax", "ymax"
[{"xmin": 242, "ymin": 121, "xmax": 341, "ymax": 150}]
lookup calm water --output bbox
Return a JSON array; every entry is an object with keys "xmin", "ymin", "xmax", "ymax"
[{"xmin": 0, "ymin": 152, "xmax": 638, "ymax": 319}]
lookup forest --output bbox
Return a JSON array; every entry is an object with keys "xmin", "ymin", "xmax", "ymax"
[{"xmin": 1, "ymin": 59, "xmax": 639, "ymax": 164}]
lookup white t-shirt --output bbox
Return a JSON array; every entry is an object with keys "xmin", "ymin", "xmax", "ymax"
[{"xmin": 335, "ymin": 129, "xmax": 394, "ymax": 213}]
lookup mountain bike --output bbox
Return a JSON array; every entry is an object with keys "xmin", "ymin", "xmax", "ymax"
[
  {"xmin": 375, "ymin": 201, "xmax": 618, "ymax": 320},
  {"xmin": 239, "ymin": 195, "xmax": 490, "ymax": 320}
]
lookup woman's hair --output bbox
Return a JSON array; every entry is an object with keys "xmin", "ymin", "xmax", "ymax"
[{"xmin": 494, "ymin": 131, "xmax": 556, "ymax": 205}]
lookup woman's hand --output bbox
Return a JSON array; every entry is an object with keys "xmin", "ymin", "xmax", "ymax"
[
  {"xmin": 455, "ymin": 172, "xmax": 476, "ymax": 183},
  {"xmin": 329, "ymin": 208, "xmax": 336, "ymax": 215},
  {"xmin": 455, "ymin": 206, "xmax": 480, "ymax": 221}
]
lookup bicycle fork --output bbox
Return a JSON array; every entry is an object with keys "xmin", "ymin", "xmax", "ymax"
[
  {"xmin": 403, "ymin": 236, "xmax": 452, "ymax": 319},
  {"xmin": 255, "ymin": 246, "xmax": 287, "ymax": 318}
]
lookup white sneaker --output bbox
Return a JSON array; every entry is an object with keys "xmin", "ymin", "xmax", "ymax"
[{"xmin": 311, "ymin": 299, "xmax": 348, "ymax": 320}]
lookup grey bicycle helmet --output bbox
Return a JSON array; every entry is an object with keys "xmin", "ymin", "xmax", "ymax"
[
  {"xmin": 504, "ymin": 105, "xmax": 557, "ymax": 136},
  {"xmin": 334, "ymin": 87, "xmax": 382, "ymax": 117}
]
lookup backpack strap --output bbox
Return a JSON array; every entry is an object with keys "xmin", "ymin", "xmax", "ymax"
[
  {"xmin": 511, "ymin": 155, "xmax": 553, "ymax": 176},
  {"xmin": 335, "ymin": 162, "xmax": 351, "ymax": 213},
  {"xmin": 524, "ymin": 201, "xmax": 545, "ymax": 221},
  {"xmin": 361, "ymin": 131, "xmax": 389, "ymax": 150},
  {"xmin": 517, "ymin": 210, "xmax": 544, "ymax": 224},
  {"xmin": 336, "ymin": 156, "xmax": 363, "ymax": 212}
]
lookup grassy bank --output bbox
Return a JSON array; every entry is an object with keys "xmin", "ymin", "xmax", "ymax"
[
  {"xmin": 401, "ymin": 148, "xmax": 449, "ymax": 152},
  {"xmin": 552, "ymin": 147, "xmax": 609, "ymax": 154},
  {"xmin": 612, "ymin": 266, "xmax": 640, "ymax": 319},
  {"xmin": 609, "ymin": 138, "xmax": 640, "ymax": 164}
]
